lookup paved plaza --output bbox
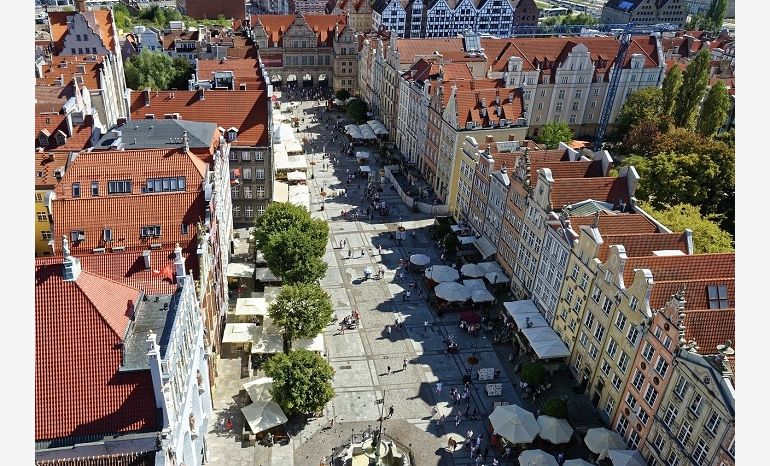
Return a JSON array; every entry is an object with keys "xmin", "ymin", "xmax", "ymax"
[{"xmin": 204, "ymin": 98, "xmax": 543, "ymax": 466}]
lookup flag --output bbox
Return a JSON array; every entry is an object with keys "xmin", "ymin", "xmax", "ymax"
[{"xmin": 161, "ymin": 263, "xmax": 174, "ymax": 281}]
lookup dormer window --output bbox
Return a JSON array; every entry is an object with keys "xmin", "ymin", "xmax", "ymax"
[
  {"xmin": 707, "ymin": 285, "xmax": 729, "ymax": 309},
  {"xmin": 55, "ymin": 131, "xmax": 66, "ymax": 146},
  {"xmin": 70, "ymin": 230, "xmax": 85, "ymax": 242},
  {"xmin": 226, "ymin": 127, "xmax": 238, "ymax": 142}
]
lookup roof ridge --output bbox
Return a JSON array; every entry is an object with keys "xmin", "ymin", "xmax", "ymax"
[{"xmin": 73, "ymin": 269, "xmax": 141, "ymax": 338}]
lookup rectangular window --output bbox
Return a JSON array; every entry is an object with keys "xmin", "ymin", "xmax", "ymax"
[
  {"xmin": 540, "ymin": 89, "xmax": 546, "ymax": 97},
  {"xmin": 575, "ymin": 89, "xmax": 583, "ymax": 99},
  {"xmin": 181, "ymin": 223, "xmax": 189, "ymax": 235},
  {"xmin": 664, "ymin": 403, "xmax": 678, "ymax": 428},
  {"xmin": 102, "ymin": 228, "xmax": 112, "ymax": 241},
  {"xmin": 594, "ymin": 323, "xmax": 605, "ymax": 343},
  {"xmin": 588, "ymin": 343, "xmax": 598, "ymax": 359},
  {"xmin": 616, "ymin": 415, "xmax": 629, "ymax": 436},
  {"xmin": 607, "ymin": 338, "xmax": 618, "ymax": 358},
  {"xmin": 638, "ymin": 408, "xmax": 649, "ymax": 426},
  {"xmin": 555, "ymin": 102, "xmax": 563, "ymax": 111},
  {"xmin": 255, "ymin": 151, "xmax": 264, "ymax": 161},
  {"xmin": 663, "ymin": 334, "xmax": 673, "ymax": 350},
  {"xmin": 642, "ymin": 342, "xmax": 655, "ymax": 362},
  {"xmin": 692, "ymin": 438, "xmax": 709, "ymax": 464},
  {"xmin": 41, "ymin": 230, "xmax": 52, "ymax": 240},
  {"xmin": 91, "ymin": 181, "xmax": 99, "ymax": 196},
  {"xmin": 72, "ymin": 183, "xmax": 81, "ymax": 198},
  {"xmin": 604, "ymin": 397, "xmax": 614, "ymax": 416},
  {"xmin": 653, "ymin": 432, "xmax": 666, "ymax": 452},
  {"xmin": 572, "ymin": 102, "xmax": 579, "ymax": 111},
  {"xmin": 558, "ymin": 89, "xmax": 566, "ymax": 99},
  {"xmin": 108, "ymin": 180, "xmax": 132, "ymax": 194},
  {"xmin": 565, "ymin": 287, "xmax": 574, "ymax": 304},
  {"xmin": 627, "ymin": 326, "xmax": 640, "ymax": 345},
  {"xmin": 569, "ymin": 114, "xmax": 577, "ymax": 124},
  {"xmin": 618, "ymin": 351, "xmax": 630, "ymax": 374},
  {"xmin": 256, "ymin": 186, "xmax": 265, "ymax": 199},
  {"xmin": 615, "ymin": 312, "xmax": 627, "ymax": 331},
  {"xmin": 654, "ymin": 356, "xmax": 669, "ymax": 378},
  {"xmin": 245, "ymin": 206, "xmax": 254, "ymax": 218},
  {"xmin": 241, "ymin": 151, "xmax": 251, "ymax": 161},
  {"xmin": 231, "ymin": 186, "xmax": 239, "ymax": 199},
  {"xmin": 233, "ymin": 205, "xmax": 241, "ymax": 217},
  {"xmin": 35, "ymin": 193, "xmax": 44, "ymax": 202},
  {"xmin": 244, "ymin": 186, "xmax": 253, "ymax": 199},
  {"xmin": 705, "ymin": 411, "xmax": 721, "ymax": 435},
  {"xmin": 707, "ymin": 284, "xmax": 729, "ymax": 308},
  {"xmin": 140, "ymin": 225, "xmax": 161, "ymax": 237},
  {"xmin": 643, "ymin": 385, "xmax": 658, "ymax": 407},
  {"xmin": 584, "ymin": 311, "xmax": 595, "ymax": 330},
  {"xmin": 255, "ymin": 169, "xmax": 265, "ymax": 179},
  {"xmin": 37, "ymin": 211, "xmax": 48, "ymax": 221},
  {"xmin": 632, "ymin": 369, "xmax": 645, "ymax": 391},
  {"xmin": 579, "ymin": 331, "xmax": 589, "ymax": 348},
  {"xmin": 666, "ymin": 451, "xmax": 680, "ymax": 466},
  {"xmin": 243, "ymin": 168, "xmax": 252, "ymax": 179},
  {"xmin": 677, "ymin": 420, "xmax": 693, "ymax": 445},
  {"xmin": 587, "ymin": 113, "xmax": 594, "ymax": 120},
  {"xmin": 612, "ymin": 374, "xmax": 622, "ymax": 391},
  {"xmin": 601, "ymin": 359, "xmax": 611, "ymax": 376},
  {"xmin": 580, "ymin": 273, "xmax": 589, "ymax": 290},
  {"xmin": 629, "ymin": 295, "xmax": 639, "ymax": 311},
  {"xmin": 601, "ymin": 296, "xmax": 613, "ymax": 315},
  {"xmin": 689, "ymin": 392, "xmax": 703, "ymax": 415},
  {"xmin": 571, "ymin": 265, "xmax": 579, "ymax": 280},
  {"xmin": 70, "ymin": 230, "xmax": 85, "ymax": 242}
]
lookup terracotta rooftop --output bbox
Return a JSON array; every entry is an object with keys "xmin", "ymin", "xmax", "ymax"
[
  {"xmin": 35, "ymin": 113, "xmax": 94, "ymax": 152},
  {"xmin": 37, "ymin": 55, "xmax": 104, "ymax": 90},
  {"xmin": 35, "ymin": 152, "xmax": 69, "ymax": 190},
  {"xmin": 35, "ymin": 83, "xmax": 77, "ymax": 114},
  {"xmin": 548, "ymin": 177, "xmax": 630, "ymax": 210},
  {"xmin": 48, "ymin": 9, "xmax": 118, "ymax": 55},
  {"xmin": 597, "ymin": 232, "xmax": 690, "ymax": 262},
  {"xmin": 197, "ymin": 58, "xmax": 265, "ymax": 85},
  {"xmin": 569, "ymin": 213, "xmax": 660, "ymax": 235},
  {"xmin": 304, "ymin": 15, "xmax": 347, "ymax": 44},
  {"xmin": 228, "ymin": 46, "xmax": 259, "ymax": 59},
  {"xmin": 529, "ymin": 159, "xmax": 605, "ymax": 185},
  {"xmin": 52, "ymin": 148, "xmax": 207, "ymax": 252},
  {"xmin": 623, "ymin": 253, "xmax": 735, "ymax": 286},
  {"xmin": 35, "ymin": 261, "xmax": 156, "ymax": 441},
  {"xmin": 163, "ymin": 29, "xmax": 199, "ymax": 51},
  {"xmin": 256, "ymin": 15, "xmax": 297, "ymax": 44},
  {"xmin": 683, "ymin": 309, "xmax": 735, "ymax": 356},
  {"xmin": 396, "ymin": 38, "xmax": 466, "ymax": 65},
  {"xmin": 129, "ymin": 89, "xmax": 269, "ymax": 146},
  {"xmin": 452, "ymin": 87, "xmax": 524, "ymax": 127},
  {"xmin": 650, "ymin": 278, "xmax": 735, "ymax": 311},
  {"xmin": 442, "ymin": 62, "xmax": 474, "ymax": 80}
]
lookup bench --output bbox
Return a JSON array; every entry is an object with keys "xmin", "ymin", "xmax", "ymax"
[{"xmin": 486, "ymin": 383, "xmax": 503, "ymax": 397}]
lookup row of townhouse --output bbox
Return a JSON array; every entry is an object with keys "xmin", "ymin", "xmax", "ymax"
[
  {"xmin": 372, "ymin": 0, "xmax": 539, "ymax": 38},
  {"xmin": 357, "ymin": 32, "xmax": 667, "ymax": 206},
  {"xmin": 448, "ymin": 131, "xmax": 736, "ymax": 464},
  {"xmin": 327, "ymin": 0, "xmax": 374, "ymax": 32}
]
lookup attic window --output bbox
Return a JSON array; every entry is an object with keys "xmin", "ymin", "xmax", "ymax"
[
  {"xmin": 55, "ymin": 133, "xmax": 65, "ymax": 146},
  {"xmin": 140, "ymin": 225, "xmax": 162, "ymax": 237},
  {"xmin": 70, "ymin": 230, "xmax": 85, "ymax": 242},
  {"xmin": 226, "ymin": 128, "xmax": 238, "ymax": 141},
  {"xmin": 38, "ymin": 135, "xmax": 48, "ymax": 147},
  {"xmin": 707, "ymin": 285, "xmax": 729, "ymax": 309}
]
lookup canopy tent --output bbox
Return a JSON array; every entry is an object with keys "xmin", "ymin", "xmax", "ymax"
[
  {"xmin": 485, "ymin": 271, "xmax": 510, "ymax": 284},
  {"xmin": 358, "ymin": 124, "xmax": 377, "ymax": 139},
  {"xmin": 521, "ymin": 326, "xmax": 560, "ymax": 343},
  {"xmin": 512, "ymin": 311, "xmax": 549, "ymax": 329},
  {"xmin": 504, "ymin": 299, "xmax": 539, "ymax": 317},
  {"xmin": 478, "ymin": 261, "xmax": 504, "ymax": 274},
  {"xmin": 531, "ymin": 340, "xmax": 571, "ymax": 359},
  {"xmin": 294, "ymin": 333, "xmax": 324, "ymax": 353},
  {"xmin": 473, "ymin": 236, "xmax": 496, "ymax": 259},
  {"xmin": 409, "ymin": 254, "xmax": 431, "ymax": 267},
  {"xmin": 366, "ymin": 120, "xmax": 389, "ymax": 135},
  {"xmin": 272, "ymin": 180, "xmax": 289, "ymax": 202},
  {"xmin": 254, "ymin": 267, "xmax": 280, "ymax": 282},
  {"xmin": 345, "ymin": 124, "xmax": 362, "ymax": 138},
  {"xmin": 462, "ymin": 279, "xmax": 487, "ymax": 292},
  {"xmin": 488, "ymin": 404, "xmax": 540, "ymax": 444},
  {"xmin": 261, "ymin": 316, "xmax": 283, "ymax": 334},
  {"xmin": 359, "ymin": 165, "xmax": 372, "ymax": 173},
  {"xmin": 273, "ymin": 124, "xmax": 302, "ymax": 154},
  {"xmin": 607, "ymin": 450, "xmax": 647, "ymax": 466},
  {"xmin": 518, "ymin": 450, "xmax": 559, "ymax": 466},
  {"xmin": 222, "ymin": 323, "xmax": 259, "ymax": 343},
  {"xmin": 460, "ymin": 263, "xmax": 485, "ymax": 278},
  {"xmin": 584, "ymin": 428, "xmax": 626, "ymax": 454},
  {"xmin": 288, "ymin": 184, "xmax": 310, "ymax": 211},
  {"xmin": 234, "ymin": 298, "xmax": 269, "ymax": 317},
  {"xmin": 286, "ymin": 171, "xmax": 307, "ymax": 181},
  {"xmin": 463, "ymin": 279, "xmax": 495, "ymax": 303},
  {"xmin": 460, "ymin": 310, "xmax": 481, "ymax": 324},
  {"xmin": 227, "ymin": 262, "xmax": 254, "ymax": 278},
  {"xmin": 457, "ymin": 236, "xmax": 477, "ymax": 245},
  {"xmin": 250, "ymin": 332, "xmax": 284, "ymax": 354},
  {"xmin": 434, "ymin": 282, "xmax": 471, "ymax": 302},
  {"xmin": 536, "ymin": 415, "xmax": 574, "ymax": 444},
  {"xmin": 241, "ymin": 400, "xmax": 288, "ymax": 434},
  {"xmin": 355, "ymin": 151, "xmax": 370, "ymax": 160},
  {"xmin": 243, "ymin": 377, "xmax": 274, "ymax": 404},
  {"xmin": 425, "ymin": 265, "xmax": 460, "ymax": 283}
]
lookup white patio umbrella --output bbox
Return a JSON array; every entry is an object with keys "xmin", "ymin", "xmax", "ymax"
[
  {"xmin": 537, "ymin": 415, "xmax": 574, "ymax": 444},
  {"xmin": 608, "ymin": 449, "xmax": 647, "ymax": 466},
  {"xmin": 478, "ymin": 261, "xmax": 504, "ymax": 274},
  {"xmin": 460, "ymin": 263, "xmax": 485, "ymax": 278},
  {"xmin": 518, "ymin": 449, "xmax": 559, "ymax": 466},
  {"xmin": 488, "ymin": 404, "xmax": 540, "ymax": 444},
  {"xmin": 425, "ymin": 265, "xmax": 460, "ymax": 283},
  {"xmin": 241, "ymin": 400, "xmax": 288, "ymax": 434},
  {"xmin": 484, "ymin": 271, "xmax": 509, "ymax": 284},
  {"xmin": 563, "ymin": 460, "xmax": 594, "ymax": 466},
  {"xmin": 470, "ymin": 287, "xmax": 495, "ymax": 303},
  {"xmin": 584, "ymin": 427, "xmax": 626, "ymax": 454},
  {"xmin": 434, "ymin": 282, "xmax": 471, "ymax": 302},
  {"xmin": 409, "ymin": 254, "xmax": 430, "ymax": 267}
]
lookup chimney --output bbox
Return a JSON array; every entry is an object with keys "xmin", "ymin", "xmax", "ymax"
[
  {"xmin": 61, "ymin": 235, "xmax": 81, "ymax": 281},
  {"xmin": 198, "ymin": 88, "xmax": 205, "ymax": 101},
  {"xmin": 75, "ymin": 0, "xmax": 87, "ymax": 13},
  {"xmin": 485, "ymin": 135, "xmax": 495, "ymax": 144},
  {"xmin": 146, "ymin": 330, "xmax": 171, "ymax": 428},
  {"xmin": 174, "ymin": 243, "xmax": 186, "ymax": 288},
  {"xmin": 143, "ymin": 88, "xmax": 151, "ymax": 107},
  {"xmin": 508, "ymin": 134, "xmax": 517, "ymax": 141},
  {"xmin": 142, "ymin": 250, "xmax": 151, "ymax": 269}
]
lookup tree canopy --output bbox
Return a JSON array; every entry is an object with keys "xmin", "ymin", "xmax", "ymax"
[
  {"xmin": 535, "ymin": 122, "xmax": 573, "ymax": 149},
  {"xmin": 543, "ymin": 398, "xmax": 568, "ymax": 419},
  {"xmin": 696, "ymin": 81, "xmax": 731, "ymax": 137},
  {"xmin": 335, "ymin": 89, "xmax": 351, "ymax": 101},
  {"xmin": 124, "ymin": 50, "xmax": 181, "ymax": 91},
  {"xmin": 521, "ymin": 361, "xmax": 545, "ymax": 386},
  {"xmin": 614, "ymin": 87, "xmax": 663, "ymax": 137},
  {"xmin": 268, "ymin": 283, "xmax": 333, "ymax": 350},
  {"xmin": 346, "ymin": 99, "xmax": 368, "ymax": 124},
  {"xmin": 660, "ymin": 65, "xmax": 682, "ymax": 117},
  {"xmin": 253, "ymin": 202, "xmax": 314, "ymax": 251},
  {"xmin": 705, "ymin": 0, "xmax": 728, "ymax": 32},
  {"xmin": 113, "ymin": 3, "xmax": 230, "ymax": 31},
  {"xmin": 638, "ymin": 202, "xmax": 733, "ymax": 253},
  {"xmin": 264, "ymin": 349, "xmax": 335, "ymax": 416},
  {"xmin": 673, "ymin": 50, "xmax": 710, "ymax": 129},
  {"xmin": 542, "ymin": 13, "xmax": 598, "ymax": 26}
]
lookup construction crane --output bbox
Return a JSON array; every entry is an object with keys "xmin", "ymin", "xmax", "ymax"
[{"xmin": 594, "ymin": 24, "xmax": 634, "ymax": 149}]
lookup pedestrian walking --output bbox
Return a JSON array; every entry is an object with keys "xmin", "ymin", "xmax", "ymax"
[
  {"xmin": 466, "ymin": 429, "xmax": 474, "ymax": 440},
  {"xmin": 455, "ymin": 413, "xmax": 461, "ymax": 426},
  {"xmin": 403, "ymin": 358, "xmax": 408, "ymax": 370},
  {"xmin": 475, "ymin": 454, "xmax": 482, "ymax": 465},
  {"xmin": 557, "ymin": 452, "xmax": 565, "ymax": 465},
  {"xmin": 360, "ymin": 248, "xmax": 365, "ymax": 258},
  {"xmin": 402, "ymin": 292, "xmax": 407, "ymax": 301},
  {"xmin": 406, "ymin": 290, "xmax": 411, "ymax": 300},
  {"xmin": 378, "ymin": 244, "xmax": 383, "ymax": 255},
  {"xmin": 387, "ymin": 365, "xmax": 391, "ymax": 375},
  {"xmin": 348, "ymin": 248, "xmax": 352, "ymax": 259},
  {"xmin": 439, "ymin": 414, "xmax": 445, "ymax": 426},
  {"xmin": 388, "ymin": 405, "xmax": 394, "ymax": 418},
  {"xmin": 436, "ymin": 381, "xmax": 443, "ymax": 395},
  {"xmin": 386, "ymin": 325, "xmax": 391, "ymax": 335},
  {"xmin": 431, "ymin": 406, "xmax": 438, "ymax": 419},
  {"xmin": 464, "ymin": 404, "xmax": 471, "ymax": 416},
  {"xmin": 424, "ymin": 320, "xmax": 429, "ymax": 330},
  {"xmin": 476, "ymin": 434, "xmax": 482, "ymax": 447}
]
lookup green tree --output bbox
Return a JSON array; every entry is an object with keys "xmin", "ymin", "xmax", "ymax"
[
  {"xmin": 673, "ymin": 50, "xmax": 710, "ymax": 129},
  {"xmin": 264, "ymin": 349, "xmax": 335, "ymax": 415},
  {"xmin": 639, "ymin": 202, "xmax": 733, "ymax": 253},
  {"xmin": 253, "ymin": 202, "xmax": 314, "ymax": 251},
  {"xmin": 535, "ymin": 122, "xmax": 573, "ymax": 149},
  {"xmin": 335, "ymin": 89, "xmax": 351, "ymax": 101},
  {"xmin": 170, "ymin": 57, "xmax": 194, "ymax": 90},
  {"xmin": 543, "ymin": 398, "xmax": 568, "ymax": 419},
  {"xmin": 268, "ymin": 283, "xmax": 333, "ymax": 351},
  {"xmin": 660, "ymin": 65, "xmax": 682, "ymax": 116},
  {"xmin": 124, "ymin": 50, "xmax": 177, "ymax": 90},
  {"xmin": 113, "ymin": 3, "xmax": 133, "ymax": 31},
  {"xmin": 696, "ymin": 81, "xmax": 731, "ymax": 137},
  {"xmin": 346, "ymin": 99, "xmax": 368, "ymax": 123},
  {"xmin": 705, "ymin": 0, "xmax": 728, "ymax": 32},
  {"xmin": 615, "ymin": 87, "xmax": 663, "ymax": 136},
  {"xmin": 521, "ymin": 362, "xmax": 545, "ymax": 386},
  {"xmin": 619, "ymin": 120, "xmax": 663, "ymax": 157},
  {"xmin": 263, "ymin": 226, "xmax": 329, "ymax": 283}
]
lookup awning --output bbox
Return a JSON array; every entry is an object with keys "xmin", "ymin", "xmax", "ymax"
[
  {"xmin": 460, "ymin": 263, "xmax": 484, "ymax": 277},
  {"xmin": 434, "ymin": 282, "xmax": 471, "ymax": 302},
  {"xmin": 458, "ymin": 236, "xmax": 477, "ymax": 245},
  {"xmin": 227, "ymin": 262, "xmax": 255, "ymax": 278},
  {"xmin": 473, "ymin": 236, "xmax": 496, "ymax": 259},
  {"xmin": 235, "ymin": 298, "xmax": 269, "ymax": 316},
  {"xmin": 243, "ymin": 377, "xmax": 274, "ymax": 404},
  {"xmin": 425, "ymin": 265, "xmax": 460, "ymax": 283},
  {"xmin": 294, "ymin": 333, "xmax": 324, "ymax": 353},
  {"xmin": 463, "ymin": 279, "xmax": 494, "ymax": 303},
  {"xmin": 478, "ymin": 261, "xmax": 504, "ymax": 274},
  {"xmin": 512, "ymin": 311, "xmax": 549, "ymax": 329},
  {"xmin": 359, "ymin": 165, "xmax": 372, "ymax": 173},
  {"xmin": 250, "ymin": 332, "xmax": 284, "ymax": 354},
  {"xmin": 520, "ymin": 326, "xmax": 559, "ymax": 343},
  {"xmin": 222, "ymin": 323, "xmax": 259, "ymax": 343},
  {"xmin": 255, "ymin": 267, "xmax": 280, "ymax": 282},
  {"xmin": 286, "ymin": 74, "xmax": 297, "ymax": 82},
  {"xmin": 485, "ymin": 271, "xmax": 509, "ymax": 284},
  {"xmin": 273, "ymin": 181, "xmax": 289, "ymax": 202},
  {"xmin": 286, "ymin": 171, "xmax": 307, "ymax": 181},
  {"xmin": 241, "ymin": 400, "xmax": 288, "ymax": 434},
  {"xmin": 503, "ymin": 300, "xmax": 540, "ymax": 317}
]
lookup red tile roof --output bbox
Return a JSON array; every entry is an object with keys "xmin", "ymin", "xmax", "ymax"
[
  {"xmin": 129, "ymin": 90, "xmax": 269, "ymax": 146},
  {"xmin": 395, "ymin": 38, "xmax": 466, "ymax": 65},
  {"xmin": 35, "ymin": 83, "xmax": 77, "ymax": 114},
  {"xmin": 683, "ymin": 309, "xmax": 735, "ymax": 355},
  {"xmin": 622, "ymin": 253, "xmax": 735, "ymax": 285},
  {"xmin": 35, "ymin": 261, "xmax": 157, "ymax": 441},
  {"xmin": 52, "ymin": 148, "xmax": 207, "ymax": 252},
  {"xmin": 649, "ymin": 278, "xmax": 735, "ymax": 311},
  {"xmin": 162, "ymin": 29, "xmax": 199, "ymax": 51},
  {"xmin": 228, "ymin": 46, "xmax": 259, "ymax": 59},
  {"xmin": 569, "ymin": 213, "xmax": 660, "ymax": 235},
  {"xmin": 35, "ymin": 151, "xmax": 68, "ymax": 190},
  {"xmin": 442, "ymin": 62, "xmax": 474, "ymax": 80},
  {"xmin": 529, "ymin": 159, "xmax": 605, "ymax": 185},
  {"xmin": 185, "ymin": 0, "xmax": 246, "ymax": 20},
  {"xmin": 48, "ymin": 10, "xmax": 118, "ymax": 55},
  {"xmin": 304, "ymin": 14, "xmax": 347, "ymax": 45},
  {"xmin": 597, "ymin": 232, "xmax": 690, "ymax": 262},
  {"xmin": 449, "ymin": 85, "xmax": 524, "ymax": 127},
  {"xmin": 35, "ymin": 114, "xmax": 94, "ymax": 152},
  {"xmin": 196, "ymin": 58, "xmax": 266, "ymax": 86},
  {"xmin": 256, "ymin": 15, "xmax": 299, "ymax": 44},
  {"xmin": 549, "ymin": 177, "xmax": 630, "ymax": 210},
  {"xmin": 37, "ymin": 55, "xmax": 104, "ymax": 90}
]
